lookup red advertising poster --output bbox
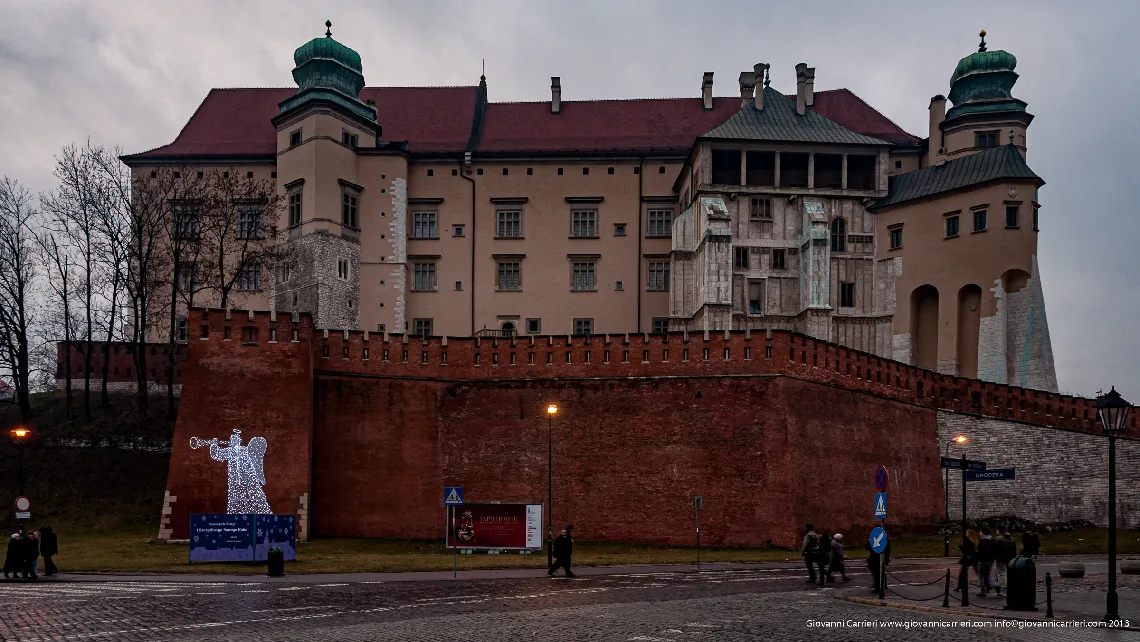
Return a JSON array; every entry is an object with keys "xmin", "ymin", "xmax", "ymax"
[{"xmin": 446, "ymin": 503, "xmax": 543, "ymax": 549}]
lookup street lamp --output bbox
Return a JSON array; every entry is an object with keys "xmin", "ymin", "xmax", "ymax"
[
  {"xmin": 1096, "ymin": 387, "xmax": 1131, "ymax": 623},
  {"xmin": 943, "ymin": 434, "xmax": 968, "ymax": 557},
  {"xmin": 9, "ymin": 428, "xmax": 30, "ymax": 535},
  {"xmin": 546, "ymin": 403, "xmax": 558, "ymax": 568}
]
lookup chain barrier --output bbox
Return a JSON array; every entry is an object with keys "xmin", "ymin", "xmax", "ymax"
[
  {"xmin": 883, "ymin": 568, "xmax": 946, "ymax": 587},
  {"xmin": 883, "ymin": 582, "xmax": 947, "ymax": 602}
]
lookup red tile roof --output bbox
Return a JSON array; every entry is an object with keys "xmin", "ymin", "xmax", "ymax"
[{"xmin": 125, "ymin": 86, "xmax": 918, "ymax": 161}]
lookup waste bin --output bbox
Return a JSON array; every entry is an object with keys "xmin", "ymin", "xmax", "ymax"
[
  {"xmin": 1005, "ymin": 555, "xmax": 1036, "ymax": 611},
  {"xmin": 267, "ymin": 546, "xmax": 285, "ymax": 577}
]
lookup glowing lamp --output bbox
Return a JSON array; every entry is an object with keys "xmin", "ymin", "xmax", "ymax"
[
  {"xmin": 547, "ymin": 404, "xmax": 558, "ymax": 415},
  {"xmin": 954, "ymin": 435, "xmax": 968, "ymax": 445},
  {"xmin": 10, "ymin": 428, "xmax": 29, "ymax": 439}
]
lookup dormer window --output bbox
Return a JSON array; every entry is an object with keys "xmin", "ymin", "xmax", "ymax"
[{"xmin": 289, "ymin": 130, "xmax": 302, "ymax": 147}]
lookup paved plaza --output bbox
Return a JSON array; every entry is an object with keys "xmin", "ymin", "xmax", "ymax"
[{"xmin": 0, "ymin": 562, "xmax": 1135, "ymax": 641}]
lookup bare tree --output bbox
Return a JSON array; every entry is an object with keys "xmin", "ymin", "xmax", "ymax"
[
  {"xmin": 0, "ymin": 177, "xmax": 39, "ymax": 423},
  {"xmin": 88, "ymin": 145, "xmax": 133, "ymax": 409},
  {"xmin": 34, "ymin": 230, "xmax": 77, "ymax": 418}
]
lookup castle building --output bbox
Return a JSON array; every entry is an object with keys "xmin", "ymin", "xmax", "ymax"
[{"xmin": 122, "ymin": 26, "xmax": 1056, "ymax": 391}]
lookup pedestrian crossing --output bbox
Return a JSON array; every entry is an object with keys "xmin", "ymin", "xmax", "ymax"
[{"xmin": 0, "ymin": 580, "xmax": 240, "ymax": 600}]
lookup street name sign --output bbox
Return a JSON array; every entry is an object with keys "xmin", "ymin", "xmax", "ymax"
[
  {"xmin": 940, "ymin": 457, "xmax": 987, "ymax": 471},
  {"xmin": 870, "ymin": 527, "xmax": 888, "ymax": 553},
  {"xmin": 966, "ymin": 468, "xmax": 1016, "ymax": 482},
  {"xmin": 873, "ymin": 492, "xmax": 888, "ymax": 519}
]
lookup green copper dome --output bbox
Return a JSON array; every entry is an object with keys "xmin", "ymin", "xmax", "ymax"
[
  {"xmin": 946, "ymin": 31, "xmax": 1026, "ymax": 120},
  {"xmin": 278, "ymin": 21, "xmax": 375, "ymax": 123}
]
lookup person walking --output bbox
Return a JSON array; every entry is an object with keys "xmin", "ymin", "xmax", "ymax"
[
  {"xmin": 1021, "ymin": 530, "xmax": 1040, "ymax": 559},
  {"xmin": 20, "ymin": 531, "xmax": 39, "ymax": 580},
  {"xmin": 801, "ymin": 524, "xmax": 821, "ymax": 583},
  {"xmin": 867, "ymin": 538, "xmax": 891, "ymax": 593},
  {"xmin": 976, "ymin": 527, "xmax": 996, "ymax": 596},
  {"xmin": 994, "ymin": 529, "xmax": 1017, "ymax": 596},
  {"xmin": 829, "ymin": 533, "xmax": 849, "ymax": 582},
  {"xmin": 816, "ymin": 533, "xmax": 832, "ymax": 587},
  {"xmin": 547, "ymin": 525, "xmax": 576, "ymax": 578},
  {"xmin": 956, "ymin": 529, "xmax": 977, "ymax": 593},
  {"xmin": 38, "ymin": 526, "xmax": 58, "ymax": 576},
  {"xmin": 3, "ymin": 534, "xmax": 19, "ymax": 579}
]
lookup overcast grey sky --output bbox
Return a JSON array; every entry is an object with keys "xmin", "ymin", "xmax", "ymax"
[{"xmin": 1, "ymin": 0, "xmax": 1136, "ymax": 398}]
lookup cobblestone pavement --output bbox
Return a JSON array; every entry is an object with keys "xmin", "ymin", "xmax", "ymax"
[{"xmin": 0, "ymin": 565, "xmax": 1133, "ymax": 641}]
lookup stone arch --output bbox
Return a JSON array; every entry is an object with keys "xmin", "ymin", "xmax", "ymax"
[
  {"xmin": 910, "ymin": 285, "xmax": 939, "ymax": 370},
  {"xmin": 957, "ymin": 284, "xmax": 983, "ymax": 379},
  {"xmin": 830, "ymin": 217, "xmax": 846, "ymax": 252},
  {"xmin": 1002, "ymin": 268, "xmax": 1030, "ymax": 294}
]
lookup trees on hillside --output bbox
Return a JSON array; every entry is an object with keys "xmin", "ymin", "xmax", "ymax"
[{"xmin": 0, "ymin": 177, "xmax": 39, "ymax": 424}]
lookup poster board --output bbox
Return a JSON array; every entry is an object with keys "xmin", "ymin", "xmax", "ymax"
[{"xmin": 446, "ymin": 503, "xmax": 543, "ymax": 550}]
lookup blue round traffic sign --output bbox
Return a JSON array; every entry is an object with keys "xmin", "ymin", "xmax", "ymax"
[
  {"xmin": 874, "ymin": 466, "xmax": 888, "ymax": 492},
  {"xmin": 870, "ymin": 526, "xmax": 888, "ymax": 553}
]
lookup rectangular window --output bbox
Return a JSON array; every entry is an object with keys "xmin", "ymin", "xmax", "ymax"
[
  {"xmin": 238, "ymin": 262, "xmax": 261, "ymax": 291},
  {"xmin": 1005, "ymin": 205, "xmax": 1019, "ymax": 228},
  {"xmin": 341, "ymin": 130, "xmax": 358, "ymax": 148},
  {"xmin": 615, "ymin": 280, "xmax": 623, "ymax": 291},
  {"xmin": 412, "ymin": 262, "xmax": 437, "ymax": 291},
  {"xmin": 279, "ymin": 264, "xmax": 293, "ymax": 283},
  {"xmin": 973, "ymin": 210, "xmax": 987, "ymax": 232},
  {"xmin": 289, "ymin": 130, "xmax": 301, "ymax": 146},
  {"xmin": 496, "ymin": 261, "xmax": 521, "ymax": 290},
  {"xmin": 839, "ymin": 281, "xmax": 855, "ymax": 308},
  {"xmin": 1033, "ymin": 206, "xmax": 1039, "ymax": 232},
  {"xmin": 734, "ymin": 247, "xmax": 750, "ymax": 270},
  {"xmin": 496, "ymin": 210, "xmax": 522, "ymax": 238},
  {"xmin": 750, "ymin": 197, "xmax": 772, "ymax": 220},
  {"xmin": 571, "ymin": 262, "xmax": 596, "ymax": 291},
  {"xmin": 976, "ymin": 131, "xmax": 998, "ymax": 148},
  {"xmin": 453, "ymin": 224, "xmax": 465, "ymax": 237},
  {"xmin": 173, "ymin": 203, "xmax": 201, "ymax": 240},
  {"xmin": 847, "ymin": 155, "xmax": 877, "ymax": 190},
  {"xmin": 647, "ymin": 209, "xmax": 672, "ymax": 237},
  {"xmin": 946, "ymin": 215, "xmax": 960, "ymax": 237},
  {"xmin": 652, "ymin": 317, "xmax": 669, "ymax": 334},
  {"xmin": 176, "ymin": 316, "xmax": 188, "ymax": 342},
  {"xmin": 341, "ymin": 190, "xmax": 359, "ymax": 229},
  {"xmin": 573, "ymin": 318, "xmax": 593, "ymax": 336},
  {"xmin": 413, "ymin": 318, "xmax": 433, "ymax": 337},
  {"xmin": 526, "ymin": 318, "xmax": 541, "ymax": 334},
  {"xmin": 780, "ymin": 153, "xmax": 809, "ymax": 188},
  {"xmin": 889, "ymin": 228, "xmax": 903, "ymax": 249},
  {"xmin": 748, "ymin": 280, "xmax": 764, "ymax": 314},
  {"xmin": 288, "ymin": 190, "xmax": 302, "ymax": 227},
  {"xmin": 571, "ymin": 210, "xmax": 597, "ymax": 238},
  {"xmin": 614, "ymin": 223, "xmax": 626, "ymax": 236},
  {"xmin": 337, "ymin": 258, "xmax": 350, "ymax": 281},
  {"xmin": 746, "ymin": 151, "xmax": 776, "ymax": 186},
  {"xmin": 176, "ymin": 261, "xmax": 198, "ymax": 292},
  {"xmin": 412, "ymin": 211, "xmax": 438, "ymax": 239},
  {"xmin": 711, "ymin": 149, "xmax": 742, "ymax": 185},
  {"xmin": 771, "ymin": 249, "xmax": 786, "ymax": 270},
  {"xmin": 236, "ymin": 204, "xmax": 264, "ymax": 240},
  {"xmin": 647, "ymin": 261, "xmax": 670, "ymax": 291}
]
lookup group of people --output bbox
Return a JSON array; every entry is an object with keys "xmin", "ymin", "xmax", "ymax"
[
  {"xmin": 2, "ymin": 526, "xmax": 59, "ymax": 580},
  {"xmin": 800, "ymin": 524, "xmax": 854, "ymax": 586},
  {"xmin": 956, "ymin": 526, "xmax": 1040, "ymax": 597}
]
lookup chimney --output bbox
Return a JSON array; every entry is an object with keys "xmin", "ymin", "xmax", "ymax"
[
  {"xmin": 738, "ymin": 71, "xmax": 756, "ymax": 109},
  {"xmin": 928, "ymin": 94, "xmax": 946, "ymax": 157},
  {"xmin": 795, "ymin": 63, "xmax": 808, "ymax": 115},
  {"xmin": 753, "ymin": 63, "xmax": 767, "ymax": 111},
  {"xmin": 551, "ymin": 77, "xmax": 561, "ymax": 114},
  {"xmin": 804, "ymin": 67, "xmax": 816, "ymax": 107},
  {"xmin": 701, "ymin": 72, "xmax": 714, "ymax": 111}
]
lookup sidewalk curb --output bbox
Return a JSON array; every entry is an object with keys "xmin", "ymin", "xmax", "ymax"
[{"xmin": 832, "ymin": 594, "xmax": 1140, "ymax": 631}]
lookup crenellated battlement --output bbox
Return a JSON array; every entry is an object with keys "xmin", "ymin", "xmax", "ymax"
[{"xmin": 184, "ymin": 307, "xmax": 1122, "ymax": 436}]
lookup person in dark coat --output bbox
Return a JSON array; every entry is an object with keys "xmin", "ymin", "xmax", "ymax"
[
  {"xmin": 867, "ymin": 538, "xmax": 891, "ymax": 593},
  {"xmin": 801, "ymin": 524, "xmax": 821, "ymax": 583},
  {"xmin": 38, "ymin": 526, "xmax": 58, "ymax": 576},
  {"xmin": 816, "ymin": 533, "xmax": 832, "ymax": 587},
  {"xmin": 976, "ymin": 527, "xmax": 996, "ymax": 596},
  {"xmin": 1021, "ymin": 531, "xmax": 1040, "ymax": 559},
  {"xmin": 547, "ymin": 525, "xmax": 576, "ymax": 578},
  {"xmin": 3, "ymin": 533, "xmax": 19, "ymax": 579},
  {"xmin": 956, "ymin": 530, "xmax": 977, "ymax": 593},
  {"xmin": 22, "ymin": 532, "xmax": 39, "ymax": 580}
]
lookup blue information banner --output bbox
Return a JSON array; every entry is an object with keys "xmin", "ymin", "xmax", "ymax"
[
  {"xmin": 966, "ymin": 468, "xmax": 1016, "ymax": 482},
  {"xmin": 190, "ymin": 514, "xmax": 297, "ymax": 563}
]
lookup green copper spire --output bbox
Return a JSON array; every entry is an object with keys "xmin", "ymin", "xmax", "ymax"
[
  {"xmin": 946, "ymin": 30, "xmax": 1026, "ymax": 120},
  {"xmin": 278, "ymin": 20, "xmax": 375, "ymax": 122}
]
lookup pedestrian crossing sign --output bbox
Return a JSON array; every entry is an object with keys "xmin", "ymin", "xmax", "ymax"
[
  {"xmin": 444, "ymin": 487, "xmax": 464, "ymax": 505},
  {"xmin": 873, "ymin": 492, "xmax": 887, "ymax": 519}
]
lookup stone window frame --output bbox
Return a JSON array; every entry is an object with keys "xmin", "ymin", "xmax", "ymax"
[
  {"xmin": 975, "ymin": 130, "xmax": 999, "ymax": 148},
  {"xmin": 750, "ymin": 198, "xmax": 772, "ymax": 221},
  {"xmin": 614, "ymin": 223, "xmax": 627, "ymax": 236},
  {"xmin": 452, "ymin": 224, "xmax": 465, "ymax": 237},
  {"xmin": 572, "ymin": 318, "xmax": 594, "ymax": 336},
  {"xmin": 733, "ymin": 247, "xmax": 750, "ymax": 271},
  {"xmin": 286, "ymin": 181, "xmax": 303, "ymax": 228},
  {"xmin": 289, "ymin": 129, "xmax": 302, "ymax": 147},
  {"xmin": 412, "ymin": 318, "xmax": 433, "ymax": 337},
  {"xmin": 340, "ymin": 181, "xmax": 361, "ymax": 230},
  {"xmin": 972, "ymin": 209, "xmax": 988, "ymax": 233},
  {"xmin": 647, "ymin": 259, "xmax": 670, "ymax": 291},
  {"xmin": 336, "ymin": 257, "xmax": 351, "ymax": 281},
  {"xmin": 651, "ymin": 317, "xmax": 670, "ymax": 334},
  {"xmin": 495, "ymin": 257, "xmax": 523, "ymax": 291},
  {"xmin": 839, "ymin": 281, "xmax": 855, "ymax": 309},
  {"xmin": 279, "ymin": 263, "xmax": 293, "ymax": 283},
  {"xmin": 526, "ymin": 318, "xmax": 541, "ymax": 334},
  {"xmin": 496, "ymin": 209, "xmax": 523, "ymax": 239},
  {"xmin": 771, "ymin": 248, "xmax": 787, "ymax": 269},
  {"xmin": 1004, "ymin": 201, "xmax": 1021, "ymax": 228},
  {"xmin": 569, "ymin": 257, "xmax": 598, "ymax": 292},
  {"xmin": 235, "ymin": 200, "xmax": 266, "ymax": 240},
  {"xmin": 887, "ymin": 223, "xmax": 903, "ymax": 250},
  {"xmin": 237, "ymin": 261, "xmax": 262, "ymax": 292},
  {"xmin": 830, "ymin": 217, "xmax": 846, "ymax": 252},
  {"xmin": 411, "ymin": 261, "xmax": 438, "ymax": 292},
  {"xmin": 341, "ymin": 129, "xmax": 358, "ymax": 149},
  {"xmin": 570, "ymin": 209, "xmax": 598, "ymax": 238},
  {"xmin": 646, "ymin": 209, "xmax": 673, "ymax": 238},
  {"xmin": 176, "ymin": 260, "xmax": 199, "ymax": 293},
  {"xmin": 411, "ymin": 211, "xmax": 438, "ymax": 239}
]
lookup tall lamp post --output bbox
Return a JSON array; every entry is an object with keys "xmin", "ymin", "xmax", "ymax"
[
  {"xmin": 9, "ymin": 428, "xmax": 30, "ymax": 535},
  {"xmin": 943, "ymin": 434, "xmax": 968, "ymax": 557},
  {"xmin": 1096, "ymin": 387, "xmax": 1131, "ymax": 623},
  {"xmin": 546, "ymin": 403, "xmax": 558, "ymax": 568}
]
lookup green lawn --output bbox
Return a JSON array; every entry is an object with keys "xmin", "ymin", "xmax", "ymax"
[{"xmin": 44, "ymin": 527, "xmax": 1140, "ymax": 575}]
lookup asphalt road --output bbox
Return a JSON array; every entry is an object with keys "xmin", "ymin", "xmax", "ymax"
[{"xmin": 0, "ymin": 563, "xmax": 1132, "ymax": 641}]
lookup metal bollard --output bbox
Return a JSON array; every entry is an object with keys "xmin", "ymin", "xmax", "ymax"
[
  {"xmin": 1045, "ymin": 572, "xmax": 1053, "ymax": 619},
  {"xmin": 959, "ymin": 565, "xmax": 970, "ymax": 607},
  {"xmin": 943, "ymin": 568, "xmax": 951, "ymax": 608}
]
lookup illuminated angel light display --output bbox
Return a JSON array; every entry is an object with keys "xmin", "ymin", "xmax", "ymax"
[{"xmin": 190, "ymin": 430, "xmax": 271, "ymax": 514}]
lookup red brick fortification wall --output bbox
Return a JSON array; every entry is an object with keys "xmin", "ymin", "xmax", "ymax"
[
  {"xmin": 309, "ymin": 374, "xmax": 941, "ymax": 548},
  {"xmin": 160, "ymin": 311, "xmax": 315, "ymax": 540}
]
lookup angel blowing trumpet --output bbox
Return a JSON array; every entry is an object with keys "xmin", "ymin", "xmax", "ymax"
[{"xmin": 190, "ymin": 429, "xmax": 271, "ymax": 514}]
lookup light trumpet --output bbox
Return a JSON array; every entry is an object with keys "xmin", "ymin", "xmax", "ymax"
[{"xmin": 189, "ymin": 436, "xmax": 221, "ymax": 449}]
